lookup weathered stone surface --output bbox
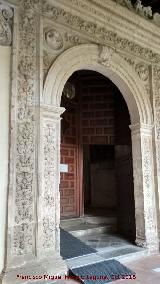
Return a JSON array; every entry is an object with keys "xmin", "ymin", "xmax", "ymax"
[{"xmin": 1, "ymin": 0, "xmax": 160, "ymax": 282}]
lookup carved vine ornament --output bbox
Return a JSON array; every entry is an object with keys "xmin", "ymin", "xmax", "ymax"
[
  {"xmin": 42, "ymin": 1, "xmax": 160, "ymax": 64},
  {"xmin": 0, "ymin": 2, "xmax": 13, "ymax": 46}
]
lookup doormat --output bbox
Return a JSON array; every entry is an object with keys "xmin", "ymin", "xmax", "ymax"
[
  {"xmin": 69, "ymin": 259, "xmax": 135, "ymax": 283},
  {"xmin": 60, "ymin": 228, "xmax": 96, "ymax": 260}
]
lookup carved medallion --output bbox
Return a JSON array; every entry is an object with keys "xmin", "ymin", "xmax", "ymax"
[{"xmin": 45, "ymin": 29, "xmax": 63, "ymax": 50}]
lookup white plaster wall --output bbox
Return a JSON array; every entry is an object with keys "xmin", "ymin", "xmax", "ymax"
[{"xmin": 0, "ymin": 46, "xmax": 11, "ymax": 273}]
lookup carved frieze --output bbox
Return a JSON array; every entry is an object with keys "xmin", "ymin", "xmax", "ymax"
[
  {"xmin": 0, "ymin": 2, "xmax": 13, "ymax": 46},
  {"xmin": 42, "ymin": 2, "xmax": 160, "ymax": 64}
]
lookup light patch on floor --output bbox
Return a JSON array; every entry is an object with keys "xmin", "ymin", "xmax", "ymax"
[{"xmin": 152, "ymin": 268, "xmax": 160, "ymax": 272}]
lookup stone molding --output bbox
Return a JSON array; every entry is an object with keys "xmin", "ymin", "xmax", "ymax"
[
  {"xmin": 0, "ymin": 2, "xmax": 13, "ymax": 46},
  {"xmin": 43, "ymin": 43, "xmax": 152, "ymax": 126},
  {"xmin": 43, "ymin": 0, "xmax": 160, "ymax": 61}
]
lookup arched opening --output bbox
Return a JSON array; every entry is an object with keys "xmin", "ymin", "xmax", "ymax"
[
  {"xmin": 60, "ymin": 70, "xmax": 136, "ymax": 245},
  {"xmin": 42, "ymin": 44, "xmax": 158, "ymax": 257}
]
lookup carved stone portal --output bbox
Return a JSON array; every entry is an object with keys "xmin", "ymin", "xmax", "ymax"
[{"xmin": 1, "ymin": 0, "xmax": 160, "ymax": 283}]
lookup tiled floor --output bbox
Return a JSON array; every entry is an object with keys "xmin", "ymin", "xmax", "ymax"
[{"xmin": 56, "ymin": 254, "xmax": 160, "ymax": 284}]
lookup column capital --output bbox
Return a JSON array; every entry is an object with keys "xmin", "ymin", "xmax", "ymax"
[
  {"xmin": 40, "ymin": 104, "xmax": 65, "ymax": 120},
  {"xmin": 129, "ymin": 123, "xmax": 154, "ymax": 135}
]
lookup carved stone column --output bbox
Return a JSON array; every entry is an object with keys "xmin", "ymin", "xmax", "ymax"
[
  {"xmin": 152, "ymin": 65, "xmax": 160, "ymax": 243},
  {"xmin": 38, "ymin": 104, "xmax": 68, "ymax": 271},
  {"xmin": 130, "ymin": 123, "xmax": 159, "ymax": 253}
]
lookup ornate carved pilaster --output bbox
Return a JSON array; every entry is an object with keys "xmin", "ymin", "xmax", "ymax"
[
  {"xmin": 152, "ymin": 65, "xmax": 160, "ymax": 241},
  {"xmin": 38, "ymin": 104, "xmax": 68, "ymax": 267},
  {"xmin": 0, "ymin": 2, "xmax": 13, "ymax": 46},
  {"xmin": 130, "ymin": 123, "xmax": 159, "ymax": 252},
  {"xmin": 39, "ymin": 105, "xmax": 65, "ymax": 254}
]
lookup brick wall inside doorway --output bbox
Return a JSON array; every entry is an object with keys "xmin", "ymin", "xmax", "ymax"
[{"xmin": 60, "ymin": 70, "xmax": 134, "ymax": 240}]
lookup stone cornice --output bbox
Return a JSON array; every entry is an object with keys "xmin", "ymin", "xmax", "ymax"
[
  {"xmin": 43, "ymin": 0, "xmax": 160, "ymax": 64},
  {"xmin": 53, "ymin": 0, "xmax": 160, "ymax": 53}
]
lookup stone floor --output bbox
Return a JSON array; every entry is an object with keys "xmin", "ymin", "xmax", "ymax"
[{"xmin": 56, "ymin": 254, "xmax": 160, "ymax": 284}]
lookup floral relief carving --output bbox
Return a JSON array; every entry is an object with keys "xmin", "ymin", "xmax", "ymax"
[
  {"xmin": 142, "ymin": 135, "xmax": 157, "ymax": 248},
  {"xmin": 0, "ymin": 2, "xmax": 13, "ymax": 46},
  {"xmin": 142, "ymin": 136, "xmax": 152, "ymax": 190},
  {"xmin": 13, "ymin": 223, "xmax": 33, "ymax": 255},
  {"xmin": 42, "ymin": 122, "xmax": 56, "ymax": 250},
  {"xmin": 11, "ymin": 1, "xmax": 39, "ymax": 256},
  {"xmin": 42, "ymin": 1, "xmax": 160, "ymax": 64}
]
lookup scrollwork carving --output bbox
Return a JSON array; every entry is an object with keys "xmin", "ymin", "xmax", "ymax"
[
  {"xmin": 0, "ymin": 3, "xmax": 13, "ymax": 46},
  {"xmin": 42, "ymin": 2, "xmax": 160, "ymax": 64},
  {"xmin": 42, "ymin": 122, "xmax": 56, "ymax": 250}
]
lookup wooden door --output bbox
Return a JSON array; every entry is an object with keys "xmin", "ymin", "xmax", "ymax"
[{"xmin": 60, "ymin": 104, "xmax": 82, "ymax": 218}]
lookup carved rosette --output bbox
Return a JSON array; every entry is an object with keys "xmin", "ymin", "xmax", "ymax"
[
  {"xmin": 10, "ymin": 1, "xmax": 40, "ymax": 257},
  {"xmin": 0, "ymin": 3, "xmax": 13, "ymax": 46}
]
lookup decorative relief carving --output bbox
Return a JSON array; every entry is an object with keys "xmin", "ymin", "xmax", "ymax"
[
  {"xmin": 45, "ymin": 29, "xmax": 63, "ymax": 50},
  {"xmin": 135, "ymin": 63, "xmax": 149, "ymax": 81},
  {"xmin": 153, "ymin": 66, "xmax": 160, "ymax": 140},
  {"xmin": 142, "ymin": 136, "xmax": 152, "ymax": 190},
  {"xmin": 42, "ymin": 2, "xmax": 160, "ymax": 64},
  {"xmin": 142, "ymin": 134, "xmax": 158, "ymax": 248},
  {"xmin": 42, "ymin": 123, "xmax": 56, "ymax": 250},
  {"xmin": 99, "ymin": 45, "xmax": 114, "ymax": 67},
  {"xmin": 122, "ymin": 55, "xmax": 151, "ymax": 97},
  {"xmin": 13, "ymin": 224, "xmax": 33, "ymax": 255},
  {"xmin": 0, "ymin": 3, "xmax": 13, "ymax": 46},
  {"xmin": 64, "ymin": 32, "xmax": 80, "ymax": 45},
  {"xmin": 114, "ymin": 0, "xmax": 153, "ymax": 19},
  {"xmin": 12, "ymin": 1, "xmax": 39, "ymax": 256}
]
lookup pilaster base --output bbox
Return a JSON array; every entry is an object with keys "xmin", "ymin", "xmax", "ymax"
[{"xmin": 0, "ymin": 254, "xmax": 68, "ymax": 284}]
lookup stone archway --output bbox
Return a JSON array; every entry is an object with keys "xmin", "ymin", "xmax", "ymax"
[{"xmin": 41, "ymin": 44, "xmax": 159, "ymax": 258}]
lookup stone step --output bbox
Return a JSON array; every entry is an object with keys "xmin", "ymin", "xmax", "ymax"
[
  {"xmin": 84, "ymin": 215, "xmax": 117, "ymax": 225},
  {"xmin": 70, "ymin": 224, "xmax": 117, "ymax": 237},
  {"xmin": 61, "ymin": 215, "xmax": 117, "ymax": 229},
  {"xmin": 66, "ymin": 245, "xmax": 148, "ymax": 269}
]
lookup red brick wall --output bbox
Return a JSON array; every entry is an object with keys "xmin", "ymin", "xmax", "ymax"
[
  {"xmin": 60, "ymin": 71, "xmax": 131, "ymax": 218},
  {"xmin": 81, "ymin": 83, "xmax": 116, "ymax": 145}
]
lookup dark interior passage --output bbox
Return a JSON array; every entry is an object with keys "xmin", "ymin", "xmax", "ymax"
[{"xmin": 60, "ymin": 70, "xmax": 136, "ymax": 242}]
